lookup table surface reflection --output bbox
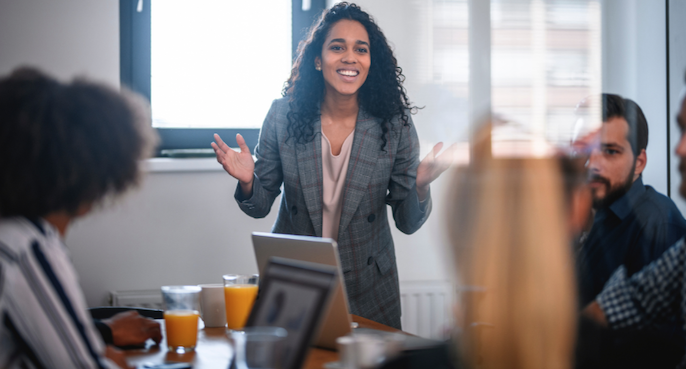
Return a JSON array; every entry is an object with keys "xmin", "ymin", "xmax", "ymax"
[{"xmin": 124, "ymin": 315, "xmax": 402, "ymax": 369}]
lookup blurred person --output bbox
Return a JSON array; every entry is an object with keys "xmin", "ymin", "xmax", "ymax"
[
  {"xmin": 381, "ymin": 126, "xmax": 592, "ymax": 369},
  {"xmin": 448, "ymin": 132, "xmax": 588, "ymax": 369},
  {"xmin": 212, "ymin": 2, "xmax": 451, "ymax": 329},
  {"xmin": 576, "ymin": 93, "xmax": 686, "ymax": 307},
  {"xmin": 583, "ymin": 75, "xmax": 686, "ymax": 369},
  {"xmin": 0, "ymin": 67, "xmax": 158, "ymax": 368}
]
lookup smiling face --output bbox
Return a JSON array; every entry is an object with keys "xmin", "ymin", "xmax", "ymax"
[
  {"xmin": 315, "ymin": 19, "xmax": 371, "ymax": 100},
  {"xmin": 587, "ymin": 116, "xmax": 645, "ymax": 208}
]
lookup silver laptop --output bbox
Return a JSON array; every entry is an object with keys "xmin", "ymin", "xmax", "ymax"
[{"xmin": 252, "ymin": 232, "xmax": 353, "ymax": 349}]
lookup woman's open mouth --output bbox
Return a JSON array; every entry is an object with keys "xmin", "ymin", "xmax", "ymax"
[{"xmin": 337, "ymin": 69, "xmax": 359, "ymax": 78}]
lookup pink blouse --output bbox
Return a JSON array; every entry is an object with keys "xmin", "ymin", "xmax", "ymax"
[{"xmin": 321, "ymin": 131, "xmax": 355, "ymax": 241}]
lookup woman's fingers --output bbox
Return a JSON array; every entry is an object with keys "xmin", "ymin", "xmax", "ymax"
[
  {"xmin": 212, "ymin": 133, "xmax": 254, "ymax": 184},
  {"xmin": 422, "ymin": 142, "xmax": 444, "ymax": 164},
  {"xmin": 418, "ymin": 141, "xmax": 456, "ymax": 189},
  {"xmin": 212, "ymin": 139, "xmax": 238, "ymax": 169},
  {"xmin": 435, "ymin": 142, "xmax": 457, "ymax": 169},
  {"xmin": 214, "ymin": 133, "xmax": 232, "ymax": 153},
  {"xmin": 211, "ymin": 143, "xmax": 224, "ymax": 163},
  {"xmin": 432, "ymin": 142, "xmax": 444, "ymax": 157},
  {"xmin": 236, "ymin": 133, "xmax": 250, "ymax": 154}
]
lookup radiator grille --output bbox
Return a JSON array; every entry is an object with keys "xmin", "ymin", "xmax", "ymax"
[{"xmin": 400, "ymin": 280, "xmax": 454, "ymax": 339}]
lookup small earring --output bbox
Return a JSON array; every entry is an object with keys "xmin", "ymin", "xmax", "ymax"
[{"xmin": 315, "ymin": 65, "xmax": 321, "ymax": 71}]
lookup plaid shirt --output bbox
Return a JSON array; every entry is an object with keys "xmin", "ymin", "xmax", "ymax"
[{"xmin": 597, "ymin": 237, "xmax": 686, "ymax": 366}]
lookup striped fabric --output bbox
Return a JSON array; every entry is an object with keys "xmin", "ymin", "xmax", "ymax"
[{"xmin": 0, "ymin": 217, "xmax": 118, "ymax": 369}]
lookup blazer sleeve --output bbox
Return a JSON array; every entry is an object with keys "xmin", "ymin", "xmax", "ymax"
[
  {"xmin": 234, "ymin": 99, "xmax": 284, "ymax": 218},
  {"xmin": 386, "ymin": 115, "xmax": 432, "ymax": 234}
]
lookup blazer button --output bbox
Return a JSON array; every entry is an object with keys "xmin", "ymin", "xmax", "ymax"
[
  {"xmin": 367, "ymin": 256, "xmax": 374, "ymax": 265},
  {"xmin": 291, "ymin": 205, "xmax": 298, "ymax": 215},
  {"xmin": 367, "ymin": 214, "xmax": 376, "ymax": 223}
]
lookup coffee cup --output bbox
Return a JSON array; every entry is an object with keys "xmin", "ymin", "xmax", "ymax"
[{"xmin": 198, "ymin": 283, "xmax": 227, "ymax": 328}]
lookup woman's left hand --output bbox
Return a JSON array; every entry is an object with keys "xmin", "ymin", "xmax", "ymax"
[{"xmin": 416, "ymin": 142, "xmax": 454, "ymax": 199}]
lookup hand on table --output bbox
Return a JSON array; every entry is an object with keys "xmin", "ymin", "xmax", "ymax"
[
  {"xmin": 416, "ymin": 142, "xmax": 455, "ymax": 200},
  {"xmin": 103, "ymin": 310, "xmax": 162, "ymax": 347},
  {"xmin": 212, "ymin": 133, "xmax": 255, "ymax": 197}
]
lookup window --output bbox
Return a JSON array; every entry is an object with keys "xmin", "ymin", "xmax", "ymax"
[
  {"xmin": 120, "ymin": 0, "xmax": 326, "ymax": 156},
  {"xmin": 357, "ymin": 0, "xmax": 601, "ymax": 161},
  {"xmin": 490, "ymin": 0, "xmax": 602, "ymax": 155}
]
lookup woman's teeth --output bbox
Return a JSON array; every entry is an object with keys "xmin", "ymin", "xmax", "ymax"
[{"xmin": 338, "ymin": 70, "xmax": 358, "ymax": 76}]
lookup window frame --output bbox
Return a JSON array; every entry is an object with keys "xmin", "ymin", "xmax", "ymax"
[{"xmin": 119, "ymin": 0, "xmax": 326, "ymax": 156}]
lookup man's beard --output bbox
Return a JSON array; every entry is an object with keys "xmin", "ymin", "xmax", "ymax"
[{"xmin": 591, "ymin": 163, "xmax": 636, "ymax": 209}]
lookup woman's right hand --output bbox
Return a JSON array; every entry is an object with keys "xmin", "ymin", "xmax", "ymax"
[{"xmin": 212, "ymin": 133, "xmax": 255, "ymax": 196}]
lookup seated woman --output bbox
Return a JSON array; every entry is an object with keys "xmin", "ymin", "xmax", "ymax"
[
  {"xmin": 0, "ymin": 68, "xmax": 158, "ymax": 368},
  {"xmin": 448, "ymin": 135, "xmax": 589, "ymax": 369},
  {"xmin": 382, "ymin": 127, "xmax": 591, "ymax": 369}
]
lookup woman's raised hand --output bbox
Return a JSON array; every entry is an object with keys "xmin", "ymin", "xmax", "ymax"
[
  {"xmin": 416, "ymin": 142, "xmax": 454, "ymax": 200},
  {"xmin": 212, "ymin": 133, "xmax": 255, "ymax": 191}
]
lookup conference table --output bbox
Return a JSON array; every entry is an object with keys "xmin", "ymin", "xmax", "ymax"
[{"xmin": 124, "ymin": 315, "xmax": 403, "ymax": 369}]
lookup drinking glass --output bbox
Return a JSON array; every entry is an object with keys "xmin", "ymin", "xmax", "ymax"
[
  {"xmin": 231, "ymin": 327, "xmax": 287, "ymax": 369},
  {"xmin": 223, "ymin": 274, "xmax": 259, "ymax": 330},
  {"xmin": 162, "ymin": 285, "xmax": 201, "ymax": 353}
]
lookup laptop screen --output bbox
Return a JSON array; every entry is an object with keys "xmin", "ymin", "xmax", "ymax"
[{"xmin": 246, "ymin": 257, "xmax": 338, "ymax": 369}]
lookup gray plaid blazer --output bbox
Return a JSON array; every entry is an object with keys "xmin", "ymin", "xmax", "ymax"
[{"xmin": 235, "ymin": 97, "xmax": 432, "ymax": 329}]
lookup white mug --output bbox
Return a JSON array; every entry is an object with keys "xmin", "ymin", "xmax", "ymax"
[{"xmin": 198, "ymin": 284, "xmax": 226, "ymax": 328}]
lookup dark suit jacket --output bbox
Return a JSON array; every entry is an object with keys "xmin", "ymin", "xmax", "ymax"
[{"xmin": 235, "ymin": 97, "xmax": 432, "ymax": 328}]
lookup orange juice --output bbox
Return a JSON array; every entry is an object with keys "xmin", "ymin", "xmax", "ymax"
[
  {"xmin": 164, "ymin": 310, "xmax": 199, "ymax": 349},
  {"xmin": 224, "ymin": 284, "xmax": 258, "ymax": 329}
]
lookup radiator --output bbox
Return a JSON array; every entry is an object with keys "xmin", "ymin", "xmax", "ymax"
[
  {"xmin": 109, "ymin": 280, "xmax": 455, "ymax": 339},
  {"xmin": 399, "ymin": 280, "xmax": 454, "ymax": 339}
]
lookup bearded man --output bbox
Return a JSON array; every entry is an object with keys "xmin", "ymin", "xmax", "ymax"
[
  {"xmin": 582, "ymin": 79, "xmax": 686, "ymax": 369},
  {"xmin": 577, "ymin": 93, "xmax": 686, "ymax": 307}
]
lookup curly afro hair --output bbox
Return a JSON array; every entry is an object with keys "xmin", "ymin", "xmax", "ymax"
[{"xmin": 0, "ymin": 67, "xmax": 158, "ymax": 218}]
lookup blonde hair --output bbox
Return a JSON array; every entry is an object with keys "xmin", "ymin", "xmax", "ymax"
[{"xmin": 448, "ymin": 134, "xmax": 577, "ymax": 369}]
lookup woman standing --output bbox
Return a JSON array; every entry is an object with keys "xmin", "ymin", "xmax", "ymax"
[{"xmin": 212, "ymin": 2, "xmax": 449, "ymax": 329}]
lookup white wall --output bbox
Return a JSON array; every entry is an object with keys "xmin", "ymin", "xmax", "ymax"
[
  {"xmin": 601, "ymin": 0, "xmax": 669, "ymax": 195},
  {"xmin": 0, "ymin": 0, "xmax": 453, "ymax": 307},
  {"xmin": 0, "ymin": 0, "xmax": 119, "ymax": 85}
]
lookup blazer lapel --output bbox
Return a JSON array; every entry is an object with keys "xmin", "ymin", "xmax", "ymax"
[
  {"xmin": 296, "ymin": 115, "xmax": 324, "ymax": 237},
  {"xmin": 337, "ymin": 108, "xmax": 382, "ymax": 237}
]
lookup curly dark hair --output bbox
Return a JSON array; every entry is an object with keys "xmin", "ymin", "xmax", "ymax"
[
  {"xmin": 283, "ymin": 2, "xmax": 416, "ymax": 150},
  {"xmin": 0, "ymin": 67, "xmax": 157, "ymax": 218}
]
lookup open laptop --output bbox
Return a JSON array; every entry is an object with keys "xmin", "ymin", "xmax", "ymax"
[
  {"xmin": 252, "ymin": 232, "xmax": 443, "ymax": 352},
  {"xmin": 252, "ymin": 232, "xmax": 353, "ymax": 349}
]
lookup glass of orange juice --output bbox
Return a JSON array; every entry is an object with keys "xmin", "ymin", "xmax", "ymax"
[
  {"xmin": 161, "ymin": 285, "xmax": 201, "ymax": 353},
  {"xmin": 223, "ymin": 274, "xmax": 259, "ymax": 330}
]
